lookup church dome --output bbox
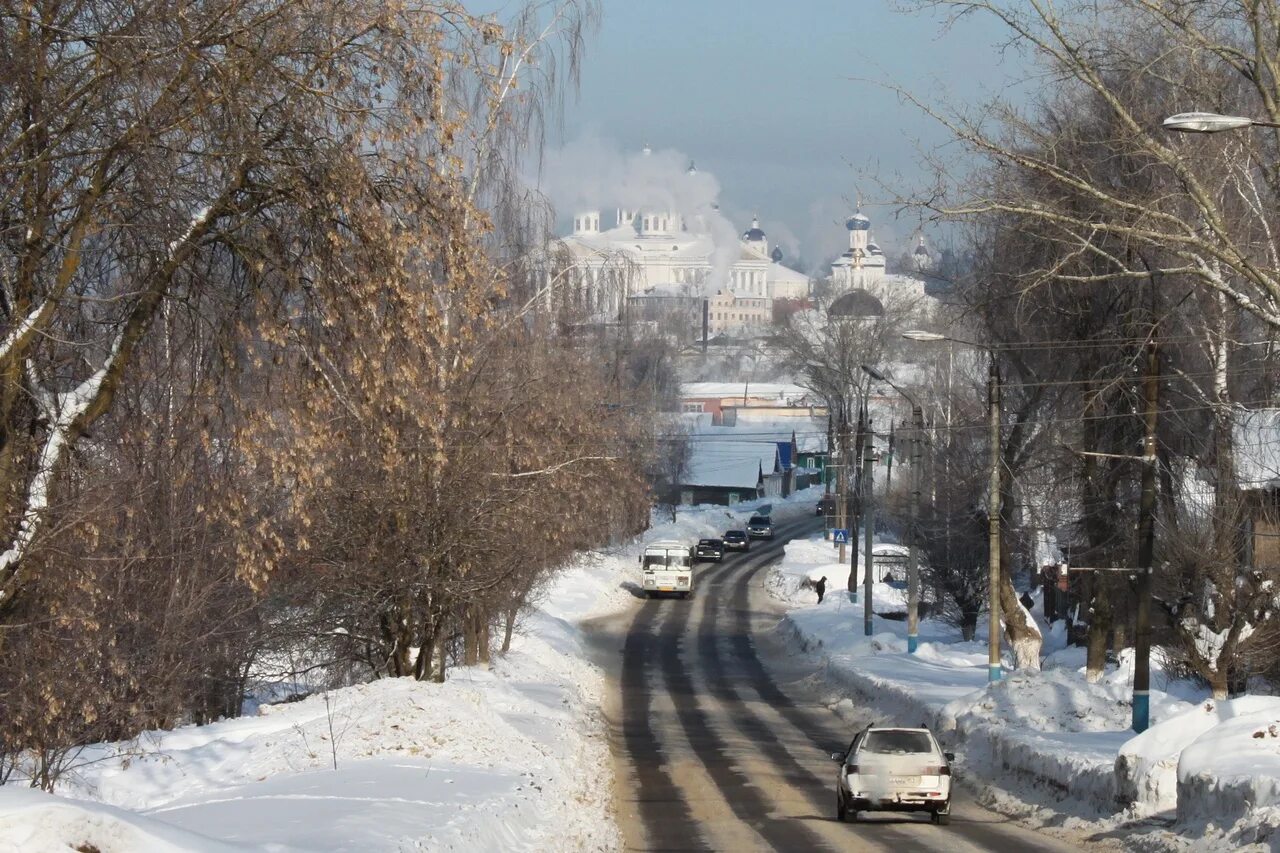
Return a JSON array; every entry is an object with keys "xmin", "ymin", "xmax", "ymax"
[
  {"xmin": 770, "ymin": 246, "xmax": 783, "ymax": 262},
  {"xmin": 828, "ymin": 288, "xmax": 884, "ymax": 319},
  {"xmin": 742, "ymin": 216, "xmax": 766, "ymax": 242},
  {"xmin": 846, "ymin": 213, "xmax": 871, "ymax": 231}
]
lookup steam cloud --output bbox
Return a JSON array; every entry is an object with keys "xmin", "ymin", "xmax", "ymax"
[{"xmin": 538, "ymin": 133, "xmax": 742, "ymax": 295}]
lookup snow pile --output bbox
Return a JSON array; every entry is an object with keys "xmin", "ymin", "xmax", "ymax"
[
  {"xmin": 0, "ymin": 788, "xmax": 242, "ymax": 853},
  {"xmin": 766, "ymin": 533, "xmax": 908, "ymax": 613},
  {"xmin": 1, "ymin": 608, "xmax": 619, "ymax": 852},
  {"xmin": 1117, "ymin": 695, "xmax": 1280, "ymax": 816},
  {"xmin": 1176, "ymin": 701, "xmax": 1280, "ymax": 826}
]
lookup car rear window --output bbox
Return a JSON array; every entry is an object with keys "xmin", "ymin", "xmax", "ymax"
[{"xmin": 861, "ymin": 730, "xmax": 934, "ymax": 755}]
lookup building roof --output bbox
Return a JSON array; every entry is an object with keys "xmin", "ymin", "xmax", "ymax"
[
  {"xmin": 682, "ymin": 382, "xmax": 813, "ymax": 404},
  {"xmin": 828, "ymin": 289, "xmax": 885, "ymax": 318},
  {"xmin": 731, "ymin": 413, "xmax": 830, "ymax": 454},
  {"xmin": 767, "ymin": 261, "xmax": 809, "ymax": 284},
  {"xmin": 682, "ymin": 441, "xmax": 777, "ymax": 489}
]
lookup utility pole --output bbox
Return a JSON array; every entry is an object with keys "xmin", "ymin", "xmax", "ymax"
[
  {"xmin": 1134, "ymin": 339, "xmax": 1159, "ymax": 732},
  {"xmin": 908, "ymin": 404, "xmax": 924, "ymax": 654},
  {"xmin": 987, "ymin": 357, "xmax": 1003, "ymax": 683},
  {"xmin": 885, "ymin": 421, "xmax": 895, "ymax": 496},
  {"xmin": 863, "ymin": 422, "xmax": 875, "ymax": 636},
  {"xmin": 837, "ymin": 414, "xmax": 851, "ymax": 564},
  {"xmin": 848, "ymin": 405, "xmax": 865, "ymax": 601}
]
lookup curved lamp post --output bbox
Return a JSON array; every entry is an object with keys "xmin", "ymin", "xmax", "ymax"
[{"xmin": 903, "ymin": 330, "xmax": 1003, "ymax": 683}]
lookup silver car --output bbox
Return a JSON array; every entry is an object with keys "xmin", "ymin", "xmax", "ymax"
[{"xmin": 831, "ymin": 726, "xmax": 954, "ymax": 824}]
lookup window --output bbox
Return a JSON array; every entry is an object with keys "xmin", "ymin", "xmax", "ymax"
[
  {"xmin": 682, "ymin": 402, "xmax": 704, "ymax": 413},
  {"xmin": 861, "ymin": 730, "xmax": 935, "ymax": 755}
]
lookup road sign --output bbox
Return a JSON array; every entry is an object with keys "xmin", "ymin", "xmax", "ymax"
[{"xmin": 832, "ymin": 528, "xmax": 850, "ymax": 544}]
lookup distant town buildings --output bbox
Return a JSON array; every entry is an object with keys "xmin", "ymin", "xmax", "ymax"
[{"xmin": 545, "ymin": 150, "xmax": 810, "ymax": 335}]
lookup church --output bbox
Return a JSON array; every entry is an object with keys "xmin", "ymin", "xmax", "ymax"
[{"xmin": 546, "ymin": 151, "xmax": 810, "ymax": 335}]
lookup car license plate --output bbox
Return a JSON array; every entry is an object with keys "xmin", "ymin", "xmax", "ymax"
[
  {"xmin": 889, "ymin": 776, "xmax": 920, "ymax": 787},
  {"xmin": 658, "ymin": 587, "xmax": 673, "ymax": 592}
]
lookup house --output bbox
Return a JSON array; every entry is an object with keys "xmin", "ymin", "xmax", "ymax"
[
  {"xmin": 680, "ymin": 382, "xmax": 826, "ymax": 425},
  {"xmin": 1236, "ymin": 408, "xmax": 1280, "ymax": 569},
  {"xmin": 672, "ymin": 440, "xmax": 787, "ymax": 506}
]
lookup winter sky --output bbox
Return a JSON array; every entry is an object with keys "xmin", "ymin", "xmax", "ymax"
[{"xmin": 547, "ymin": 0, "xmax": 1030, "ymax": 272}]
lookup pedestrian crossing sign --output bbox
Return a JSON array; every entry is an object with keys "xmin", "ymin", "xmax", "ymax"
[{"xmin": 832, "ymin": 528, "xmax": 849, "ymax": 544}]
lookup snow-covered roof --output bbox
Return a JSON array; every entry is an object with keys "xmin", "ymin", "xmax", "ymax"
[
  {"xmin": 722, "ymin": 413, "xmax": 829, "ymax": 454},
  {"xmin": 767, "ymin": 262, "xmax": 808, "ymax": 284},
  {"xmin": 1235, "ymin": 408, "xmax": 1280, "ymax": 489},
  {"xmin": 682, "ymin": 382, "xmax": 813, "ymax": 403},
  {"xmin": 682, "ymin": 441, "xmax": 774, "ymax": 489}
]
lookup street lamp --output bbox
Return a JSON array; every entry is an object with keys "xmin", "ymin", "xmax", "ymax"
[
  {"xmin": 903, "ymin": 330, "xmax": 1003, "ymax": 683},
  {"xmin": 1162, "ymin": 111, "xmax": 1280, "ymax": 134},
  {"xmin": 862, "ymin": 364, "xmax": 925, "ymax": 655}
]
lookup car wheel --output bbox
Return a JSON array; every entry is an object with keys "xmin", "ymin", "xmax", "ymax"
[
  {"xmin": 836, "ymin": 793, "xmax": 846, "ymax": 823},
  {"xmin": 931, "ymin": 809, "xmax": 950, "ymax": 826}
]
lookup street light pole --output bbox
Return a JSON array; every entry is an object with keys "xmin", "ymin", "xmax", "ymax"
[
  {"xmin": 863, "ymin": 432, "xmax": 875, "ymax": 636},
  {"xmin": 901, "ymin": 332, "xmax": 1003, "ymax": 683},
  {"xmin": 986, "ymin": 356, "xmax": 1003, "ymax": 683},
  {"xmin": 908, "ymin": 403, "xmax": 924, "ymax": 654},
  {"xmin": 1134, "ymin": 339, "xmax": 1159, "ymax": 732},
  {"xmin": 859, "ymin": 363, "xmax": 926, "ymax": 653}
]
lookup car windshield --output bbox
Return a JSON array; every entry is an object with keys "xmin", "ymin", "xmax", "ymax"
[
  {"xmin": 699, "ymin": 539, "xmax": 720, "ymax": 546},
  {"xmin": 860, "ymin": 730, "xmax": 934, "ymax": 755},
  {"xmin": 749, "ymin": 517, "xmax": 768, "ymax": 525},
  {"xmin": 725, "ymin": 531, "xmax": 743, "ymax": 539}
]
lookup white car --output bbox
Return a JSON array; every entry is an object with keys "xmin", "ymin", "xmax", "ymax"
[{"xmin": 831, "ymin": 726, "xmax": 954, "ymax": 824}]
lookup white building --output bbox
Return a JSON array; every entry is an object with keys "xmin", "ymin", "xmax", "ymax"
[
  {"xmin": 547, "ymin": 152, "xmax": 809, "ymax": 331},
  {"xmin": 829, "ymin": 211, "xmax": 886, "ymax": 291}
]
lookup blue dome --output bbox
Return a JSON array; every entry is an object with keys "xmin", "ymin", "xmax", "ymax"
[
  {"xmin": 743, "ymin": 227, "xmax": 766, "ymax": 241},
  {"xmin": 770, "ymin": 246, "xmax": 783, "ymax": 262},
  {"xmin": 846, "ymin": 214, "xmax": 871, "ymax": 231}
]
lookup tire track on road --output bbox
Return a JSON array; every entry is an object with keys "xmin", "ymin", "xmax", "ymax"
[
  {"xmin": 655, "ymin": 538, "xmax": 831, "ymax": 852},
  {"xmin": 619, "ymin": 592, "xmax": 709, "ymax": 852}
]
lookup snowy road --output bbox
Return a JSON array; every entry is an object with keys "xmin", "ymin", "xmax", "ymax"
[{"xmin": 591, "ymin": 516, "xmax": 1102, "ymax": 852}]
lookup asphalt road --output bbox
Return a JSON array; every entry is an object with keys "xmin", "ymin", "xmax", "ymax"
[{"xmin": 588, "ymin": 515, "xmax": 1110, "ymax": 853}]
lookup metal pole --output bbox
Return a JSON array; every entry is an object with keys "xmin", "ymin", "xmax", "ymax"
[
  {"xmin": 863, "ymin": 429, "xmax": 875, "ymax": 636},
  {"xmin": 908, "ymin": 404, "xmax": 923, "ymax": 654},
  {"xmin": 849, "ymin": 405, "xmax": 864, "ymax": 602},
  {"xmin": 1134, "ymin": 339, "xmax": 1159, "ymax": 732},
  {"xmin": 837, "ymin": 415, "xmax": 849, "ymax": 563},
  {"xmin": 987, "ymin": 357, "xmax": 1003, "ymax": 683}
]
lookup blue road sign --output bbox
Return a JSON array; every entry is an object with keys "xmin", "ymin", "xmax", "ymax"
[{"xmin": 832, "ymin": 528, "xmax": 850, "ymax": 544}]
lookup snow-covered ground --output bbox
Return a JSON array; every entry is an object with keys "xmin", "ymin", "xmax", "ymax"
[
  {"xmin": 770, "ymin": 531, "xmax": 1280, "ymax": 852},
  {"xmin": 0, "ymin": 489, "xmax": 820, "ymax": 852}
]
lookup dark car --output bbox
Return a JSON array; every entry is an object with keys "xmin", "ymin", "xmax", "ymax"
[
  {"xmin": 747, "ymin": 515, "xmax": 774, "ymax": 539},
  {"xmin": 695, "ymin": 538, "xmax": 725, "ymax": 562},
  {"xmin": 816, "ymin": 496, "xmax": 835, "ymax": 517},
  {"xmin": 722, "ymin": 530, "xmax": 750, "ymax": 552}
]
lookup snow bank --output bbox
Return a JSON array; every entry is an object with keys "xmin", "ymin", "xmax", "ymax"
[
  {"xmin": 4, "ymin": 611, "xmax": 619, "ymax": 852},
  {"xmin": 1117, "ymin": 695, "xmax": 1280, "ymax": 815},
  {"xmin": 765, "ymin": 532, "xmax": 908, "ymax": 613},
  {"xmin": 1177, "ymin": 703, "xmax": 1280, "ymax": 826},
  {"xmin": 0, "ymin": 787, "xmax": 244, "ymax": 853}
]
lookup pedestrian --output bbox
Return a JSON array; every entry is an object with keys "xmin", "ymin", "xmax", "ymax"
[{"xmin": 815, "ymin": 575, "xmax": 827, "ymax": 603}]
